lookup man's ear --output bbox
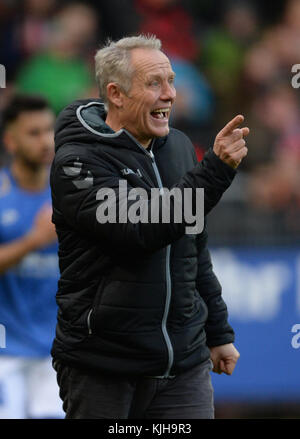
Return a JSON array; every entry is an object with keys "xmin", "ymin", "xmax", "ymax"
[
  {"xmin": 2, "ymin": 129, "xmax": 16, "ymax": 154},
  {"xmin": 106, "ymin": 83, "xmax": 124, "ymax": 108}
]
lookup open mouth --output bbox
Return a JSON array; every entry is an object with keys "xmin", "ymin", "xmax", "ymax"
[{"xmin": 150, "ymin": 108, "xmax": 170, "ymax": 120}]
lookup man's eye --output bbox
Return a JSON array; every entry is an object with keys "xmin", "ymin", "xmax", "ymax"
[
  {"xmin": 150, "ymin": 81, "xmax": 159, "ymax": 87},
  {"xmin": 169, "ymin": 78, "xmax": 175, "ymax": 85},
  {"xmin": 28, "ymin": 130, "xmax": 40, "ymax": 136}
]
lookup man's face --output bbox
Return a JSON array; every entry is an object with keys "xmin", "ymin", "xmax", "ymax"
[
  {"xmin": 119, "ymin": 48, "xmax": 176, "ymax": 147},
  {"xmin": 5, "ymin": 110, "xmax": 55, "ymax": 167}
]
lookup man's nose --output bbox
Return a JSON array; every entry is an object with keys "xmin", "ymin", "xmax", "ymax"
[
  {"xmin": 161, "ymin": 82, "xmax": 176, "ymax": 102},
  {"xmin": 41, "ymin": 131, "xmax": 54, "ymax": 149}
]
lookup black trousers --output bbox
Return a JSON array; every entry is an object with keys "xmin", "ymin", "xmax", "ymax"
[{"xmin": 53, "ymin": 358, "xmax": 214, "ymax": 419}]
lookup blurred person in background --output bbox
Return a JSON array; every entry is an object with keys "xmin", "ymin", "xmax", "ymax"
[
  {"xmin": 0, "ymin": 95, "xmax": 63, "ymax": 419},
  {"xmin": 0, "ymin": 0, "xmax": 58, "ymax": 113},
  {"xmin": 247, "ymin": 83, "xmax": 300, "ymax": 216},
  {"xmin": 168, "ymin": 57, "xmax": 215, "ymax": 159},
  {"xmin": 207, "ymin": 0, "xmax": 300, "ymax": 245},
  {"xmin": 243, "ymin": 0, "xmax": 300, "ymax": 91},
  {"xmin": 135, "ymin": 0, "xmax": 199, "ymax": 61},
  {"xmin": 17, "ymin": 0, "xmax": 58, "ymax": 59},
  {"xmin": 15, "ymin": 2, "xmax": 98, "ymax": 114},
  {"xmin": 135, "ymin": 0, "xmax": 215, "ymax": 150},
  {"xmin": 263, "ymin": 0, "xmax": 300, "ymax": 72},
  {"xmin": 0, "ymin": 0, "xmax": 58, "ymax": 81},
  {"xmin": 200, "ymin": 1, "xmax": 260, "ymax": 121},
  {"xmin": 89, "ymin": 0, "xmax": 139, "ymax": 40},
  {"xmin": 0, "ymin": 0, "xmax": 22, "ymax": 82},
  {"xmin": 209, "ymin": 79, "xmax": 300, "ymax": 246}
]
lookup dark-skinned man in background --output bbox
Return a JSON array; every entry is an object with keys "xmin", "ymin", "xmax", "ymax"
[{"xmin": 0, "ymin": 95, "xmax": 63, "ymax": 419}]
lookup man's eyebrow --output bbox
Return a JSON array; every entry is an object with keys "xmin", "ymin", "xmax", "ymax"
[{"xmin": 146, "ymin": 72, "xmax": 176, "ymax": 80}]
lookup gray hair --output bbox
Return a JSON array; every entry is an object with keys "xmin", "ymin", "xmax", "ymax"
[{"xmin": 95, "ymin": 35, "xmax": 162, "ymax": 109}]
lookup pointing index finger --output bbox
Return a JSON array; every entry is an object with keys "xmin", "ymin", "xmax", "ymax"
[{"xmin": 219, "ymin": 115, "xmax": 245, "ymax": 137}]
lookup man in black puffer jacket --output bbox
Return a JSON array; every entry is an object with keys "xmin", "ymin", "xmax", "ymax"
[{"xmin": 51, "ymin": 35, "xmax": 249, "ymax": 419}]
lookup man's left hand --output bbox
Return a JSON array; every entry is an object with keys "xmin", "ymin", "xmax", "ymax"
[{"xmin": 209, "ymin": 343, "xmax": 240, "ymax": 375}]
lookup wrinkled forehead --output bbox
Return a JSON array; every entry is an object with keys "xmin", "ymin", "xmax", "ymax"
[{"xmin": 130, "ymin": 48, "xmax": 174, "ymax": 80}]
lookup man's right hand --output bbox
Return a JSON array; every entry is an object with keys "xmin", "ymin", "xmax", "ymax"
[
  {"xmin": 27, "ymin": 204, "xmax": 57, "ymax": 248},
  {"xmin": 213, "ymin": 115, "xmax": 250, "ymax": 169}
]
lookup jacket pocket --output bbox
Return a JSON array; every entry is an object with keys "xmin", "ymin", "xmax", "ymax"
[
  {"xmin": 195, "ymin": 292, "xmax": 209, "ymax": 325},
  {"xmin": 86, "ymin": 276, "xmax": 107, "ymax": 335},
  {"xmin": 87, "ymin": 308, "xmax": 93, "ymax": 335}
]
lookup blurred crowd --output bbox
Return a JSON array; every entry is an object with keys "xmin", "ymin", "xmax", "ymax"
[{"xmin": 1, "ymin": 0, "xmax": 300, "ymax": 245}]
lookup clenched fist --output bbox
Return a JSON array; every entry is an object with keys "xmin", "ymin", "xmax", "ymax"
[
  {"xmin": 213, "ymin": 115, "xmax": 250, "ymax": 169},
  {"xmin": 209, "ymin": 343, "xmax": 240, "ymax": 375}
]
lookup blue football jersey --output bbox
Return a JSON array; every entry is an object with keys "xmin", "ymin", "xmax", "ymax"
[{"xmin": 0, "ymin": 168, "xmax": 59, "ymax": 357}]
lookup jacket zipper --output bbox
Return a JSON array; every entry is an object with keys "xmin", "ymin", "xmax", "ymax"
[
  {"xmin": 148, "ymin": 149, "xmax": 174, "ymax": 378},
  {"xmin": 87, "ymin": 308, "xmax": 93, "ymax": 335},
  {"xmin": 118, "ymin": 131, "xmax": 175, "ymax": 378}
]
